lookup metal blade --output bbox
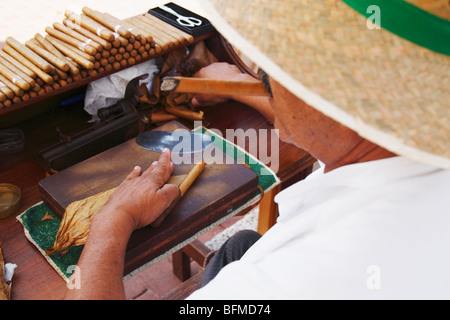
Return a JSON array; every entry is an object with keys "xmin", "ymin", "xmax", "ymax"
[{"xmin": 135, "ymin": 131, "xmax": 213, "ymax": 153}]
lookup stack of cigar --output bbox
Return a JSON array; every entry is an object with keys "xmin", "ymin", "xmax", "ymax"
[{"xmin": 0, "ymin": 7, "xmax": 194, "ymax": 110}]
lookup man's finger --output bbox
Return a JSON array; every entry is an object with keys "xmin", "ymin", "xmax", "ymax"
[
  {"xmin": 125, "ymin": 166, "xmax": 142, "ymax": 180},
  {"xmin": 157, "ymin": 183, "xmax": 180, "ymax": 208},
  {"xmin": 142, "ymin": 149, "xmax": 174, "ymax": 186}
]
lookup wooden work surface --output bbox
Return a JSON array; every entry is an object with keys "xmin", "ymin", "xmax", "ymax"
[
  {"xmin": 0, "ymin": 99, "xmax": 314, "ymax": 300},
  {"xmin": 39, "ymin": 121, "xmax": 259, "ymax": 274}
]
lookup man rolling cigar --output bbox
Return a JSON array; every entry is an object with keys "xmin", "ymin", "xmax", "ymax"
[{"xmin": 65, "ymin": 0, "xmax": 450, "ymax": 300}]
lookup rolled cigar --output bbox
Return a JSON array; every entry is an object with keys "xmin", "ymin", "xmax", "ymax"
[
  {"xmin": 124, "ymin": 18, "xmax": 156, "ymax": 45},
  {"xmin": 0, "ymin": 51, "xmax": 36, "ymax": 78},
  {"xmin": 21, "ymin": 92, "xmax": 30, "ymax": 102},
  {"xmin": 82, "ymin": 7, "xmax": 131, "ymax": 38},
  {"xmin": 140, "ymin": 15, "xmax": 183, "ymax": 45},
  {"xmin": 49, "ymin": 37, "xmax": 96, "ymax": 62},
  {"xmin": 0, "ymin": 91, "xmax": 5, "ymax": 103},
  {"xmin": 6, "ymin": 37, "xmax": 53, "ymax": 73},
  {"xmin": 0, "ymin": 55, "xmax": 35, "ymax": 87},
  {"xmin": 31, "ymin": 84, "xmax": 43, "ymax": 92},
  {"xmin": 51, "ymin": 63, "xmax": 69, "ymax": 80},
  {"xmin": 25, "ymin": 38, "xmax": 70, "ymax": 72},
  {"xmin": 113, "ymin": 34, "xmax": 128, "ymax": 47},
  {"xmin": 128, "ymin": 21, "xmax": 168, "ymax": 51},
  {"xmin": 150, "ymin": 111, "xmax": 178, "ymax": 123},
  {"xmin": 0, "ymin": 80, "xmax": 14, "ymax": 99},
  {"xmin": 102, "ymin": 12, "xmax": 143, "ymax": 41},
  {"xmin": 63, "ymin": 19, "xmax": 112, "ymax": 50},
  {"xmin": 45, "ymin": 35, "xmax": 94, "ymax": 70},
  {"xmin": 1, "ymin": 44, "xmax": 53, "ymax": 84},
  {"xmin": 151, "ymin": 161, "xmax": 206, "ymax": 228},
  {"xmin": 65, "ymin": 11, "xmax": 115, "ymax": 41},
  {"xmin": 161, "ymin": 77, "xmax": 271, "ymax": 97},
  {"xmin": 179, "ymin": 162, "xmax": 207, "ymax": 196},
  {"xmin": 53, "ymin": 22, "xmax": 103, "ymax": 51},
  {"xmin": 135, "ymin": 16, "xmax": 177, "ymax": 47},
  {"xmin": 144, "ymin": 13, "xmax": 194, "ymax": 44},
  {"xmin": 3, "ymin": 100, "xmax": 12, "ymax": 107},
  {"xmin": 0, "ymin": 73, "xmax": 24, "ymax": 96},
  {"xmin": 12, "ymin": 96, "xmax": 21, "ymax": 104},
  {"xmin": 165, "ymin": 103, "xmax": 204, "ymax": 121},
  {"xmin": 34, "ymin": 33, "xmax": 80, "ymax": 76},
  {"xmin": 45, "ymin": 26, "xmax": 97, "ymax": 55}
]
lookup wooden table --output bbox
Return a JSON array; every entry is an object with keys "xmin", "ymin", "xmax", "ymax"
[{"xmin": 0, "ymin": 96, "xmax": 314, "ymax": 299}]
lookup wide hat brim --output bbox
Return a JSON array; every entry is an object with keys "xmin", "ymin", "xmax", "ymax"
[{"xmin": 195, "ymin": 0, "xmax": 450, "ymax": 168}]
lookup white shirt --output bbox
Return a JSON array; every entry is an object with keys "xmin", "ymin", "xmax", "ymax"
[{"xmin": 187, "ymin": 157, "xmax": 450, "ymax": 299}]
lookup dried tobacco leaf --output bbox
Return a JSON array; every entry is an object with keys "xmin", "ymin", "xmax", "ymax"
[{"xmin": 46, "ymin": 188, "xmax": 116, "ymax": 255}]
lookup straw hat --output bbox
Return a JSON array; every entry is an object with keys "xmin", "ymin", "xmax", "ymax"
[{"xmin": 195, "ymin": 0, "xmax": 450, "ymax": 168}]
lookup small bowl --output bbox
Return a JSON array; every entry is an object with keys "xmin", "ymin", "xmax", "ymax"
[{"xmin": 0, "ymin": 183, "xmax": 22, "ymax": 219}]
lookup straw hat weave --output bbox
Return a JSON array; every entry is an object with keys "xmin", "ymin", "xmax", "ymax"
[{"xmin": 196, "ymin": 0, "xmax": 450, "ymax": 168}]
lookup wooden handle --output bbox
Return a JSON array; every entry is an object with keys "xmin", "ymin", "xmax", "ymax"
[{"xmin": 161, "ymin": 76, "xmax": 271, "ymax": 97}]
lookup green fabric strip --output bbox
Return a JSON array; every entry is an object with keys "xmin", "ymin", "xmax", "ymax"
[{"xmin": 341, "ymin": 0, "xmax": 450, "ymax": 56}]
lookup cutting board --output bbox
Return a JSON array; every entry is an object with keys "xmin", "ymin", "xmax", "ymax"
[{"xmin": 38, "ymin": 121, "xmax": 259, "ymax": 273}]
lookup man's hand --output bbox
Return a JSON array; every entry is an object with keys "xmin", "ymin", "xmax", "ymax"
[
  {"xmin": 191, "ymin": 62, "xmax": 274, "ymax": 123},
  {"xmin": 191, "ymin": 62, "xmax": 253, "ymax": 106},
  {"xmin": 94, "ymin": 148, "xmax": 179, "ymax": 231}
]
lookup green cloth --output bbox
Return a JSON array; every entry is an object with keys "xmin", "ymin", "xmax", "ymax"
[
  {"xmin": 342, "ymin": 0, "xmax": 450, "ymax": 56},
  {"xmin": 17, "ymin": 128, "xmax": 280, "ymax": 281},
  {"xmin": 17, "ymin": 204, "xmax": 83, "ymax": 281}
]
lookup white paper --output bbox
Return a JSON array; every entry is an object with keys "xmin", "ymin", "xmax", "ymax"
[
  {"xmin": 84, "ymin": 60, "xmax": 159, "ymax": 122},
  {"xmin": 4, "ymin": 263, "xmax": 17, "ymax": 285}
]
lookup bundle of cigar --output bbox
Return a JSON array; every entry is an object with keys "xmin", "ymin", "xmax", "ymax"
[{"xmin": 0, "ymin": 7, "xmax": 194, "ymax": 110}]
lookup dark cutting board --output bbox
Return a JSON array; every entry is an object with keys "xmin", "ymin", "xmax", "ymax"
[{"xmin": 38, "ymin": 121, "xmax": 259, "ymax": 273}]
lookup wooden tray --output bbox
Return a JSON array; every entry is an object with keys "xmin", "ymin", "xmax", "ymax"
[{"xmin": 38, "ymin": 121, "xmax": 259, "ymax": 273}]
